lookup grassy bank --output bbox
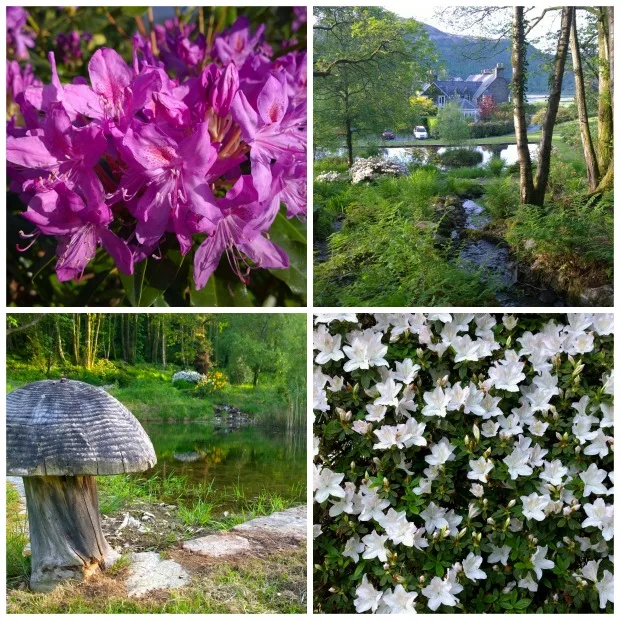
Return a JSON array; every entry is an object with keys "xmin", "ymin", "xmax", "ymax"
[
  {"xmin": 6, "ymin": 361, "xmax": 291, "ymax": 424},
  {"xmin": 7, "ymin": 473, "xmax": 306, "ymax": 613},
  {"xmin": 314, "ymin": 122, "xmax": 612, "ymax": 306}
]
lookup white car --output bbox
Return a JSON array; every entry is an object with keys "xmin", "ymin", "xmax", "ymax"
[{"xmin": 413, "ymin": 126, "xmax": 429, "ymax": 139}]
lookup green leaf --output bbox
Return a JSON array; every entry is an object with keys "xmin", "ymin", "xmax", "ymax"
[
  {"xmin": 266, "ymin": 210, "xmax": 307, "ymax": 298},
  {"xmin": 120, "ymin": 251, "xmax": 185, "ymax": 307},
  {"xmin": 122, "ymin": 7, "xmax": 149, "ymax": 16},
  {"xmin": 515, "ymin": 599, "xmax": 531, "ymax": 610},
  {"xmin": 190, "ymin": 274, "xmax": 253, "ymax": 307}
]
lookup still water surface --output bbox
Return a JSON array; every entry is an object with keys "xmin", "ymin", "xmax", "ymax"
[{"xmin": 141, "ymin": 421, "xmax": 306, "ymax": 502}]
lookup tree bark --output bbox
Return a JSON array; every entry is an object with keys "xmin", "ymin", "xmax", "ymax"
[
  {"xmin": 24, "ymin": 475, "xmax": 119, "ymax": 592},
  {"xmin": 597, "ymin": 7, "xmax": 613, "ymax": 179},
  {"xmin": 570, "ymin": 10, "xmax": 600, "ymax": 191},
  {"xmin": 161, "ymin": 316, "xmax": 167, "ymax": 368},
  {"xmin": 55, "ymin": 317, "xmax": 66, "ymax": 365},
  {"xmin": 532, "ymin": 7, "xmax": 572, "ymax": 205},
  {"xmin": 345, "ymin": 116, "xmax": 354, "ymax": 168},
  {"xmin": 512, "ymin": 7, "xmax": 535, "ymax": 204}
]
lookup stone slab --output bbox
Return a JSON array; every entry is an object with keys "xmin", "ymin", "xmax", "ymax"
[
  {"xmin": 232, "ymin": 506, "xmax": 307, "ymax": 541},
  {"xmin": 126, "ymin": 551, "xmax": 189, "ymax": 597},
  {"xmin": 182, "ymin": 533, "xmax": 254, "ymax": 557}
]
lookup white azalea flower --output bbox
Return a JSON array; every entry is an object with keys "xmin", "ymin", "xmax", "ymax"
[
  {"xmin": 313, "ymin": 524, "xmax": 322, "ymax": 539},
  {"xmin": 577, "ymin": 559, "xmax": 601, "ymax": 583},
  {"xmin": 462, "ymin": 552, "xmax": 486, "ymax": 581},
  {"xmin": 488, "ymin": 360, "xmax": 525, "ymax": 391},
  {"xmin": 468, "ymin": 456, "xmax": 494, "ymax": 483},
  {"xmin": 422, "ymin": 386, "xmax": 451, "ymax": 417},
  {"xmin": 421, "ymin": 576, "xmax": 457, "ymax": 611},
  {"xmin": 352, "ymin": 419, "xmax": 372, "ymax": 435},
  {"xmin": 597, "ymin": 570, "xmax": 614, "ymax": 609},
  {"xmin": 329, "ymin": 482, "xmax": 358, "ymax": 517},
  {"xmin": 393, "ymin": 358, "xmax": 421, "ymax": 384},
  {"xmin": 326, "ymin": 375, "xmax": 345, "ymax": 391},
  {"xmin": 354, "ymin": 574, "xmax": 382, "ymax": 613},
  {"xmin": 315, "ymin": 313, "xmax": 358, "ymax": 325},
  {"xmin": 452, "ymin": 335, "xmax": 481, "ymax": 362},
  {"xmin": 342, "ymin": 535, "xmax": 365, "ymax": 563},
  {"xmin": 425, "ymin": 437, "xmax": 456, "ymax": 466},
  {"xmin": 402, "ymin": 417, "xmax": 427, "ymax": 448},
  {"xmin": 470, "ymin": 483, "xmax": 484, "ymax": 498},
  {"xmin": 343, "ymin": 329, "xmax": 388, "ymax": 372},
  {"xmin": 503, "ymin": 447, "xmax": 533, "ymax": 479},
  {"xmin": 374, "ymin": 378, "xmax": 403, "ymax": 409},
  {"xmin": 314, "ymin": 468, "xmax": 345, "ymax": 503},
  {"xmin": 580, "ymin": 463, "xmax": 609, "ymax": 496},
  {"xmin": 362, "ymin": 530, "xmax": 389, "ymax": 562},
  {"xmin": 358, "ymin": 487, "xmax": 391, "ymax": 522},
  {"xmin": 539, "ymin": 459, "xmax": 568, "ymax": 486},
  {"xmin": 487, "ymin": 544, "xmax": 511, "ymax": 566},
  {"xmin": 521, "ymin": 492, "xmax": 550, "ymax": 521},
  {"xmin": 420, "ymin": 501, "xmax": 448, "ymax": 533},
  {"xmin": 365, "ymin": 403, "xmax": 387, "ymax": 422},
  {"xmin": 503, "ymin": 314, "xmax": 518, "ymax": 330},
  {"xmin": 517, "ymin": 572, "xmax": 538, "ymax": 592},
  {"xmin": 481, "ymin": 420, "xmax": 499, "ymax": 437},
  {"xmin": 382, "ymin": 584, "xmax": 418, "ymax": 614},
  {"xmin": 582, "ymin": 498, "xmax": 614, "ymax": 540},
  {"xmin": 314, "ymin": 325, "xmax": 345, "ymax": 364},
  {"xmin": 584, "ymin": 428, "xmax": 610, "ymax": 457},
  {"xmin": 591, "ymin": 313, "xmax": 614, "ymax": 335},
  {"xmin": 531, "ymin": 545, "xmax": 555, "ymax": 579}
]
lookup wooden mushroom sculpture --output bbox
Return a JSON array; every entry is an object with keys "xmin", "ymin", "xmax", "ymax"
[{"xmin": 7, "ymin": 378, "xmax": 157, "ymax": 592}]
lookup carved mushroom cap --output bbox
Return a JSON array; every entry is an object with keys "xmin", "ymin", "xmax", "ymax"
[{"xmin": 7, "ymin": 379, "xmax": 157, "ymax": 476}]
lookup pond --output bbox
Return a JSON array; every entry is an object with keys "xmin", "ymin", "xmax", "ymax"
[
  {"xmin": 140, "ymin": 421, "xmax": 306, "ymax": 507},
  {"xmin": 377, "ymin": 143, "xmax": 539, "ymax": 167}
]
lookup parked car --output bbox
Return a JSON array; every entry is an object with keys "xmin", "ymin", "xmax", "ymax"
[
  {"xmin": 413, "ymin": 125, "xmax": 429, "ymax": 139},
  {"xmin": 382, "ymin": 130, "xmax": 395, "ymax": 140}
]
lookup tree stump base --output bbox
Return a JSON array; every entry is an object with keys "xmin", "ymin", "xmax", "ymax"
[{"xmin": 24, "ymin": 475, "xmax": 119, "ymax": 592}]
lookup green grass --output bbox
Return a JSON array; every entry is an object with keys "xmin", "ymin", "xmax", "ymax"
[
  {"xmin": 6, "ymin": 548, "xmax": 306, "ymax": 613},
  {"xmin": 6, "ymin": 483, "xmax": 30, "ymax": 588},
  {"xmin": 6, "ymin": 361, "xmax": 288, "ymax": 423}
]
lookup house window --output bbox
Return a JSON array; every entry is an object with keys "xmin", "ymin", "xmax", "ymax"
[{"xmin": 437, "ymin": 95, "xmax": 446, "ymax": 107}]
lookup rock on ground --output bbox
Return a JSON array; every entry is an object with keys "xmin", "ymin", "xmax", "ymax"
[
  {"xmin": 182, "ymin": 533, "xmax": 256, "ymax": 557},
  {"xmin": 125, "ymin": 551, "xmax": 189, "ymax": 597},
  {"xmin": 232, "ymin": 506, "xmax": 307, "ymax": 542}
]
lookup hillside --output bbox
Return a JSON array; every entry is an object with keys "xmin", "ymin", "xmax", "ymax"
[{"xmin": 421, "ymin": 23, "xmax": 574, "ymax": 95}]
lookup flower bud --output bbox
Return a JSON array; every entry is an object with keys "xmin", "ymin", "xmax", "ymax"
[
  {"xmin": 418, "ymin": 575, "xmax": 426, "ymax": 584},
  {"xmin": 457, "ymin": 527, "xmax": 467, "ymax": 539},
  {"xmin": 472, "ymin": 424, "xmax": 480, "ymax": 441},
  {"xmin": 464, "ymin": 434, "xmax": 470, "ymax": 446},
  {"xmin": 350, "ymin": 461, "xmax": 356, "ymax": 471},
  {"xmin": 504, "ymin": 516, "xmax": 511, "ymax": 529},
  {"xmin": 487, "ymin": 517, "xmax": 495, "ymax": 526},
  {"xmin": 416, "ymin": 348, "xmax": 424, "ymax": 358},
  {"xmin": 484, "ymin": 447, "xmax": 491, "ymax": 458},
  {"xmin": 507, "ymin": 499, "xmax": 516, "ymax": 508}
]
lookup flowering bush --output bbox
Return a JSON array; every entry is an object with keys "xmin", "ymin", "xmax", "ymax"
[
  {"xmin": 349, "ymin": 157, "xmax": 408, "ymax": 184},
  {"xmin": 195, "ymin": 369, "xmax": 228, "ymax": 395},
  {"xmin": 316, "ymin": 171, "xmax": 347, "ymax": 184},
  {"xmin": 313, "ymin": 313, "xmax": 614, "ymax": 614},
  {"xmin": 7, "ymin": 6, "xmax": 306, "ymax": 307},
  {"xmin": 172, "ymin": 370, "xmax": 204, "ymax": 384}
]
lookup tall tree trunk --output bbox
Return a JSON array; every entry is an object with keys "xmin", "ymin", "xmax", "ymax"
[
  {"xmin": 570, "ymin": 10, "xmax": 600, "ymax": 191},
  {"xmin": 55, "ymin": 316, "xmax": 66, "ymax": 365},
  {"xmin": 92, "ymin": 314, "xmax": 102, "ymax": 367},
  {"xmin": 72, "ymin": 314, "xmax": 81, "ymax": 365},
  {"xmin": 345, "ymin": 116, "xmax": 353, "ymax": 168},
  {"xmin": 132, "ymin": 314, "xmax": 138, "ymax": 364},
  {"xmin": 512, "ymin": 7, "xmax": 535, "ymax": 204},
  {"xmin": 161, "ymin": 316, "xmax": 167, "ymax": 368},
  {"xmin": 121, "ymin": 315, "xmax": 128, "ymax": 362},
  {"xmin": 532, "ymin": 7, "xmax": 572, "ymax": 205},
  {"xmin": 180, "ymin": 323, "xmax": 186, "ymax": 366},
  {"xmin": 597, "ymin": 7, "xmax": 613, "ymax": 181}
]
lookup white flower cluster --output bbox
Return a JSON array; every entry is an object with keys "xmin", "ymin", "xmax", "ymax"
[
  {"xmin": 313, "ymin": 313, "xmax": 614, "ymax": 613},
  {"xmin": 316, "ymin": 170, "xmax": 347, "ymax": 183},
  {"xmin": 349, "ymin": 156, "xmax": 409, "ymax": 184},
  {"xmin": 171, "ymin": 370, "xmax": 204, "ymax": 383}
]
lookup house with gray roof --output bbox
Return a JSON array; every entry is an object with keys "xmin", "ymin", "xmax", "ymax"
[{"xmin": 420, "ymin": 63, "xmax": 509, "ymax": 119}]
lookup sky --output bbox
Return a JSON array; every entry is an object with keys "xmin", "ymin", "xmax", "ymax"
[{"xmin": 380, "ymin": 4, "xmax": 569, "ymax": 50}]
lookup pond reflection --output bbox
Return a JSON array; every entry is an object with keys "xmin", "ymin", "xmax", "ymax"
[{"xmin": 140, "ymin": 421, "xmax": 306, "ymax": 503}]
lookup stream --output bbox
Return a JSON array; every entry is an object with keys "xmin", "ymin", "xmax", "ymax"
[{"xmin": 456, "ymin": 199, "xmax": 564, "ymax": 307}]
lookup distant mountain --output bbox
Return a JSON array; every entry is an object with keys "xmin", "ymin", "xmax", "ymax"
[{"xmin": 421, "ymin": 23, "xmax": 574, "ymax": 96}]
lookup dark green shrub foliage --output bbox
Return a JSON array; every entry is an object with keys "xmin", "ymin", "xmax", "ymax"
[{"xmin": 439, "ymin": 149, "xmax": 484, "ymax": 168}]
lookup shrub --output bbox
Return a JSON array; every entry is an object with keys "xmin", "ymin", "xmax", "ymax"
[
  {"xmin": 195, "ymin": 369, "xmax": 228, "ymax": 396},
  {"xmin": 313, "ymin": 312, "xmax": 614, "ymax": 614},
  {"xmin": 486, "ymin": 156, "xmax": 505, "ymax": 177},
  {"xmin": 531, "ymin": 105, "xmax": 578, "ymax": 126},
  {"xmin": 439, "ymin": 148, "xmax": 484, "ymax": 168},
  {"xmin": 483, "ymin": 177, "xmax": 520, "ymax": 219},
  {"xmin": 436, "ymin": 102, "xmax": 470, "ymax": 144},
  {"xmin": 349, "ymin": 157, "xmax": 409, "ymax": 184},
  {"xmin": 172, "ymin": 370, "xmax": 204, "ymax": 384},
  {"xmin": 468, "ymin": 121, "xmax": 514, "ymax": 139}
]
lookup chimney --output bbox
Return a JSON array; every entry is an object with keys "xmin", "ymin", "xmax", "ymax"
[{"xmin": 494, "ymin": 63, "xmax": 504, "ymax": 78}]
